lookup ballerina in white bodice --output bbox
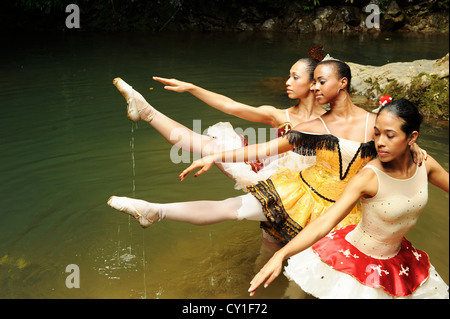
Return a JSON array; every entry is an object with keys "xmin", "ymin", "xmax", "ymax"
[
  {"xmin": 347, "ymin": 161, "xmax": 428, "ymax": 259},
  {"xmin": 249, "ymin": 99, "xmax": 449, "ymax": 299}
]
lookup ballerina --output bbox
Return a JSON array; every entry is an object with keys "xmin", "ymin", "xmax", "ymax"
[
  {"xmin": 113, "ymin": 56, "xmax": 325, "ymax": 190},
  {"xmin": 248, "ymin": 99, "xmax": 449, "ymax": 299}
]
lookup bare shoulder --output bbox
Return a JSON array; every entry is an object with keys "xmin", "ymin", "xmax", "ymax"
[
  {"xmin": 257, "ymin": 105, "xmax": 278, "ymax": 112},
  {"xmin": 355, "ymin": 160, "xmax": 380, "ymax": 197},
  {"xmin": 362, "ymin": 110, "xmax": 377, "ymax": 138},
  {"xmin": 367, "ymin": 111, "xmax": 377, "ymax": 123},
  {"xmin": 423, "ymin": 154, "xmax": 442, "ymax": 173},
  {"xmin": 423, "ymin": 154, "xmax": 449, "ymax": 192},
  {"xmin": 361, "ymin": 158, "xmax": 381, "ymax": 171},
  {"xmin": 256, "ymin": 104, "xmax": 281, "ymax": 117},
  {"xmin": 256, "ymin": 105, "xmax": 286, "ymax": 126}
]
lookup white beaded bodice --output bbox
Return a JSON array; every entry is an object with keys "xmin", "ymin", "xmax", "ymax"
[{"xmin": 346, "ymin": 164, "xmax": 428, "ymax": 259}]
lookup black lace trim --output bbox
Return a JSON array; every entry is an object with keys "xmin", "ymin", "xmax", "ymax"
[
  {"xmin": 285, "ymin": 131, "xmax": 376, "ymax": 181},
  {"xmin": 285, "ymin": 131, "xmax": 338, "ymax": 156},
  {"xmin": 247, "ymin": 180, "xmax": 303, "ymax": 244},
  {"xmin": 285, "ymin": 131, "xmax": 376, "ymax": 156}
]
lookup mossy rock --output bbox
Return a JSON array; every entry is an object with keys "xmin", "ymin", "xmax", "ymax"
[{"xmin": 382, "ymin": 74, "xmax": 449, "ymax": 120}]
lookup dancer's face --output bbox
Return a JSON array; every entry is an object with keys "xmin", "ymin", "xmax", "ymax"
[
  {"xmin": 374, "ymin": 110, "xmax": 418, "ymax": 162},
  {"xmin": 286, "ymin": 61, "xmax": 314, "ymax": 100},
  {"xmin": 312, "ymin": 64, "xmax": 347, "ymax": 105}
]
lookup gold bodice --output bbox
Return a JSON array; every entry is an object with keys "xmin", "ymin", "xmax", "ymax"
[{"xmin": 287, "ymin": 131, "xmax": 376, "ymax": 202}]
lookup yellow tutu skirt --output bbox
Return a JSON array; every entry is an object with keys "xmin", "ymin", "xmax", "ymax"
[{"xmin": 247, "ymin": 167, "xmax": 361, "ymax": 244}]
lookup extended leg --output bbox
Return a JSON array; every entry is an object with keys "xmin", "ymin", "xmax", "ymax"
[
  {"xmin": 114, "ymin": 77, "xmax": 217, "ymax": 155},
  {"xmin": 107, "ymin": 194, "xmax": 267, "ymax": 228},
  {"xmin": 151, "ymin": 110, "xmax": 217, "ymax": 155}
]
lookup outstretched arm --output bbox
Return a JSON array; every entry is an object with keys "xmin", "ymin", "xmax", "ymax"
[
  {"xmin": 179, "ymin": 135, "xmax": 293, "ymax": 180},
  {"xmin": 248, "ymin": 167, "xmax": 377, "ymax": 296},
  {"xmin": 153, "ymin": 76, "xmax": 279, "ymax": 126}
]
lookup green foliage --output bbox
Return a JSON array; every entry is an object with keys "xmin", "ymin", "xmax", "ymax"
[{"xmin": 303, "ymin": 0, "xmax": 320, "ymax": 11}]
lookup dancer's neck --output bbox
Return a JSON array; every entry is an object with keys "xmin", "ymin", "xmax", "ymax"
[{"xmin": 293, "ymin": 95, "xmax": 324, "ymax": 120}]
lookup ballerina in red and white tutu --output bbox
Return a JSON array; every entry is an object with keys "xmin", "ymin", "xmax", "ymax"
[{"xmin": 248, "ymin": 98, "xmax": 449, "ymax": 299}]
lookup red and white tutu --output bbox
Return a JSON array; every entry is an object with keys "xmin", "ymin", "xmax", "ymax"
[{"xmin": 284, "ymin": 225, "xmax": 449, "ymax": 299}]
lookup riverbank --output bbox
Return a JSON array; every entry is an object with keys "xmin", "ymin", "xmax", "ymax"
[
  {"xmin": 2, "ymin": 0, "xmax": 449, "ymax": 33},
  {"xmin": 349, "ymin": 53, "xmax": 449, "ymax": 120}
]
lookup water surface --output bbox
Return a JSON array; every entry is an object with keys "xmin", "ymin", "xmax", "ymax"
[{"xmin": 0, "ymin": 31, "xmax": 448, "ymax": 298}]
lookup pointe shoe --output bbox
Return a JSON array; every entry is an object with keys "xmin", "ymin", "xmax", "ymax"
[
  {"xmin": 107, "ymin": 196, "xmax": 160, "ymax": 228},
  {"xmin": 113, "ymin": 77, "xmax": 155, "ymax": 122}
]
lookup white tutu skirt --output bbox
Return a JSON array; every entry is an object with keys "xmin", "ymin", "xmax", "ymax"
[
  {"xmin": 284, "ymin": 247, "xmax": 449, "ymax": 299},
  {"xmin": 206, "ymin": 122, "xmax": 315, "ymax": 190}
]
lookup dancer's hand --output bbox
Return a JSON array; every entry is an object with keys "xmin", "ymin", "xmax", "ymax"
[
  {"xmin": 248, "ymin": 253, "xmax": 283, "ymax": 297},
  {"xmin": 153, "ymin": 76, "xmax": 192, "ymax": 93},
  {"xmin": 179, "ymin": 155, "xmax": 217, "ymax": 181},
  {"xmin": 411, "ymin": 143, "xmax": 427, "ymax": 166}
]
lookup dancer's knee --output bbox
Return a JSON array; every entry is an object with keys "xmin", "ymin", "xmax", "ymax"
[{"xmin": 236, "ymin": 194, "xmax": 267, "ymax": 221}]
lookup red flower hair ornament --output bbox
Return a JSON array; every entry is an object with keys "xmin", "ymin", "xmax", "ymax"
[
  {"xmin": 379, "ymin": 94, "xmax": 393, "ymax": 106},
  {"xmin": 373, "ymin": 94, "xmax": 393, "ymax": 113}
]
